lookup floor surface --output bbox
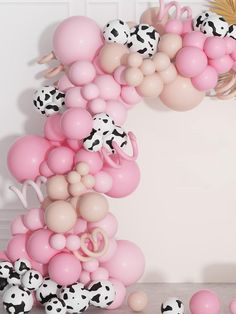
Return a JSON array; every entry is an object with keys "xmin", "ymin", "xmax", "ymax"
[{"xmin": 1, "ymin": 283, "xmax": 236, "ymax": 313}]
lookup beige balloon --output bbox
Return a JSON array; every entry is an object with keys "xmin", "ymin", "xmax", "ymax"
[
  {"xmin": 128, "ymin": 291, "xmax": 148, "ymax": 312},
  {"xmin": 78, "ymin": 192, "xmax": 109, "ymax": 222},
  {"xmin": 160, "ymin": 75, "xmax": 205, "ymax": 111},
  {"xmin": 125, "ymin": 68, "xmax": 144, "ymax": 86},
  {"xmin": 127, "ymin": 53, "xmax": 143, "ymax": 68},
  {"xmin": 98, "ymin": 43, "xmax": 129, "ymax": 74},
  {"xmin": 159, "ymin": 64, "xmax": 177, "ymax": 85},
  {"xmin": 46, "ymin": 175, "xmax": 69, "ymax": 200},
  {"xmin": 140, "ymin": 7, "xmax": 169, "ymax": 35},
  {"xmin": 153, "ymin": 52, "xmax": 171, "ymax": 72},
  {"xmin": 158, "ymin": 34, "xmax": 183, "ymax": 59},
  {"xmin": 140, "ymin": 59, "xmax": 156, "ymax": 76},
  {"xmin": 136, "ymin": 74, "xmax": 164, "ymax": 98},
  {"xmin": 68, "ymin": 182, "xmax": 86, "ymax": 197}
]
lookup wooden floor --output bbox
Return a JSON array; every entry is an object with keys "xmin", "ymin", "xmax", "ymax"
[{"xmin": 1, "ymin": 283, "xmax": 236, "ymax": 313}]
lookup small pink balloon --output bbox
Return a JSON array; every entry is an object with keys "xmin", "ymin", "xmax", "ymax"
[
  {"xmin": 57, "ymin": 74, "xmax": 74, "ymax": 92},
  {"xmin": 88, "ymin": 213, "xmax": 118, "ymax": 238},
  {"xmin": 47, "ymin": 146, "xmax": 74, "ymax": 175},
  {"xmin": 224, "ymin": 37, "xmax": 236, "ymax": 54},
  {"xmin": 66, "ymin": 139, "xmax": 83, "ymax": 151},
  {"xmin": 88, "ymin": 98, "xmax": 107, "ymax": 114},
  {"xmin": 165, "ymin": 19, "xmax": 183, "ymax": 34},
  {"xmin": 107, "ymin": 278, "xmax": 126, "ymax": 310},
  {"xmin": 102, "ymin": 240, "xmax": 145, "ymax": 286},
  {"xmin": 114, "ymin": 66, "xmax": 126, "ymax": 85},
  {"xmin": 98, "ymin": 238, "xmax": 118, "ymax": 263},
  {"xmin": 68, "ymin": 61, "xmax": 96, "ymax": 86},
  {"xmin": 53, "ymin": 16, "xmax": 103, "ymax": 65},
  {"xmin": 91, "ymin": 267, "xmax": 109, "ymax": 281},
  {"xmin": 8, "ymin": 135, "xmax": 51, "ymax": 182},
  {"xmin": 60, "ymin": 108, "xmax": 93, "ymax": 140},
  {"xmin": 93, "ymin": 55, "xmax": 105, "ymax": 75},
  {"xmin": 204, "ymin": 37, "xmax": 226, "ymax": 59},
  {"xmin": 11, "ymin": 216, "xmax": 28, "ymax": 235},
  {"xmin": 94, "ymin": 75, "xmax": 121, "ymax": 100},
  {"xmin": 94, "ymin": 171, "xmax": 113, "ymax": 193},
  {"xmin": 120, "ymin": 86, "xmax": 142, "ymax": 106},
  {"xmin": 6, "ymin": 234, "xmax": 30, "ymax": 262},
  {"xmin": 44, "ymin": 114, "xmax": 65, "ymax": 142},
  {"xmin": 82, "ymin": 259, "xmax": 99, "ymax": 272},
  {"xmin": 75, "ymin": 149, "xmax": 103, "ymax": 174},
  {"xmin": 175, "ymin": 46, "xmax": 208, "ymax": 78},
  {"xmin": 26, "ymin": 229, "xmax": 57, "ymax": 264},
  {"xmin": 65, "ymin": 87, "xmax": 87, "ymax": 108},
  {"xmin": 106, "ymin": 100, "xmax": 127, "ymax": 125},
  {"xmin": 48, "ymin": 253, "xmax": 82, "ymax": 286},
  {"xmin": 39, "ymin": 161, "xmax": 54, "ymax": 178},
  {"xmin": 190, "ymin": 290, "xmax": 220, "ymax": 314},
  {"xmin": 66, "ymin": 235, "xmax": 81, "ymax": 251},
  {"xmin": 73, "ymin": 218, "xmax": 88, "ymax": 234},
  {"xmin": 192, "ymin": 66, "xmax": 218, "ymax": 91},
  {"xmin": 183, "ymin": 31, "xmax": 206, "ymax": 49},
  {"xmin": 50, "ymin": 234, "xmax": 66, "ymax": 250},
  {"xmin": 81, "ymin": 83, "xmax": 100, "ymax": 101},
  {"xmin": 230, "ymin": 299, "xmax": 236, "ymax": 314},
  {"xmin": 79, "ymin": 271, "xmax": 91, "ymax": 285},
  {"xmin": 23, "ymin": 208, "xmax": 45, "ymax": 231},
  {"xmin": 209, "ymin": 55, "xmax": 234, "ymax": 74}
]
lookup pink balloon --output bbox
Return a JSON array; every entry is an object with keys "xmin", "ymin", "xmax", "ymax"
[
  {"xmin": 94, "ymin": 75, "xmax": 121, "ymax": 100},
  {"xmin": 107, "ymin": 278, "xmax": 126, "ymax": 310},
  {"xmin": 66, "ymin": 139, "xmax": 83, "ymax": 151},
  {"xmin": 192, "ymin": 66, "xmax": 218, "ymax": 91},
  {"xmin": 65, "ymin": 87, "xmax": 87, "ymax": 108},
  {"xmin": 26, "ymin": 229, "xmax": 57, "ymax": 264},
  {"xmin": 82, "ymin": 259, "xmax": 99, "ymax": 272},
  {"xmin": 114, "ymin": 66, "xmax": 126, "ymax": 85},
  {"xmin": 106, "ymin": 100, "xmax": 127, "ymax": 125},
  {"xmin": 6, "ymin": 234, "xmax": 30, "ymax": 262},
  {"xmin": 73, "ymin": 218, "xmax": 88, "ymax": 235},
  {"xmin": 31, "ymin": 261, "xmax": 48, "ymax": 277},
  {"xmin": 47, "ymin": 146, "xmax": 74, "ymax": 174},
  {"xmin": 183, "ymin": 31, "xmax": 206, "ymax": 49},
  {"xmin": 75, "ymin": 149, "xmax": 103, "ymax": 174},
  {"xmin": 88, "ymin": 98, "xmax": 107, "ymax": 115},
  {"xmin": 48, "ymin": 253, "xmax": 82, "ymax": 286},
  {"xmin": 224, "ymin": 37, "xmax": 236, "ymax": 54},
  {"xmin": 103, "ymin": 159, "xmax": 140, "ymax": 198},
  {"xmin": 101, "ymin": 240, "xmax": 145, "ymax": 286},
  {"xmin": 81, "ymin": 83, "xmax": 100, "ymax": 101},
  {"xmin": 88, "ymin": 213, "xmax": 118, "ymax": 238},
  {"xmin": 79, "ymin": 271, "xmax": 91, "ymax": 285},
  {"xmin": 11, "ymin": 215, "xmax": 28, "ymax": 235},
  {"xmin": 175, "ymin": 46, "xmax": 208, "ymax": 78},
  {"xmin": 94, "ymin": 171, "xmax": 113, "ymax": 193},
  {"xmin": 204, "ymin": 37, "xmax": 226, "ymax": 59},
  {"xmin": 97, "ymin": 238, "xmax": 118, "ymax": 263},
  {"xmin": 53, "ymin": 16, "xmax": 103, "ymax": 65},
  {"xmin": 44, "ymin": 114, "xmax": 65, "ymax": 142},
  {"xmin": 8, "ymin": 135, "xmax": 51, "ymax": 182},
  {"xmin": 60, "ymin": 108, "xmax": 93, "ymax": 140},
  {"xmin": 165, "ymin": 19, "xmax": 183, "ymax": 35},
  {"xmin": 230, "ymin": 299, "xmax": 236, "ymax": 314},
  {"xmin": 190, "ymin": 290, "xmax": 220, "ymax": 314},
  {"xmin": 66, "ymin": 235, "xmax": 81, "ymax": 251},
  {"xmin": 39, "ymin": 161, "xmax": 54, "ymax": 178},
  {"xmin": 91, "ymin": 267, "xmax": 109, "ymax": 281},
  {"xmin": 23, "ymin": 208, "xmax": 45, "ymax": 231},
  {"xmin": 182, "ymin": 18, "xmax": 193, "ymax": 34},
  {"xmin": 57, "ymin": 74, "xmax": 74, "ymax": 92},
  {"xmin": 68, "ymin": 61, "xmax": 96, "ymax": 86},
  {"xmin": 120, "ymin": 86, "xmax": 142, "ymax": 106},
  {"xmin": 50, "ymin": 234, "xmax": 66, "ymax": 250},
  {"xmin": 209, "ymin": 55, "xmax": 234, "ymax": 74}
]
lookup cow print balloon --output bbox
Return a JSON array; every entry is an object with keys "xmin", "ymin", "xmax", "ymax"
[
  {"xmin": 7, "ymin": 271, "xmax": 21, "ymax": 286},
  {"xmin": 103, "ymin": 126, "xmax": 128, "ymax": 154},
  {"xmin": 83, "ymin": 129, "xmax": 103, "ymax": 152},
  {"xmin": 228, "ymin": 24, "xmax": 236, "ymax": 40},
  {"xmin": 0, "ymin": 261, "xmax": 13, "ymax": 279},
  {"xmin": 161, "ymin": 297, "xmax": 184, "ymax": 314},
  {"xmin": 0, "ymin": 277, "xmax": 8, "ymax": 295},
  {"xmin": 103, "ymin": 19, "xmax": 130, "ymax": 44},
  {"xmin": 88, "ymin": 280, "xmax": 115, "ymax": 308},
  {"xmin": 14, "ymin": 259, "xmax": 31, "ymax": 276},
  {"xmin": 127, "ymin": 24, "xmax": 160, "ymax": 58},
  {"xmin": 45, "ymin": 297, "xmax": 66, "ymax": 314},
  {"xmin": 3, "ymin": 285, "xmax": 33, "ymax": 314},
  {"xmin": 192, "ymin": 11, "xmax": 216, "ymax": 31},
  {"xmin": 21, "ymin": 270, "xmax": 43, "ymax": 291},
  {"xmin": 201, "ymin": 15, "xmax": 229, "ymax": 37},
  {"xmin": 93, "ymin": 113, "xmax": 115, "ymax": 136},
  {"xmin": 59, "ymin": 283, "xmax": 90, "ymax": 313},
  {"xmin": 36, "ymin": 277, "xmax": 60, "ymax": 305},
  {"xmin": 33, "ymin": 86, "xmax": 65, "ymax": 116}
]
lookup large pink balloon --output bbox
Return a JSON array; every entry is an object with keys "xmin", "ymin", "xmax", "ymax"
[
  {"xmin": 7, "ymin": 135, "xmax": 51, "ymax": 182},
  {"xmin": 26, "ymin": 229, "xmax": 57, "ymax": 264},
  {"xmin": 103, "ymin": 159, "xmax": 140, "ymax": 198},
  {"xmin": 53, "ymin": 16, "xmax": 103, "ymax": 65},
  {"xmin": 6, "ymin": 234, "xmax": 30, "ymax": 262},
  {"xmin": 102, "ymin": 240, "xmax": 145, "ymax": 286}
]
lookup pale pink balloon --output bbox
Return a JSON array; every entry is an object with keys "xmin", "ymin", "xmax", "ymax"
[
  {"xmin": 191, "ymin": 66, "xmax": 218, "ymax": 91},
  {"xmin": 101, "ymin": 240, "xmax": 145, "ymax": 286},
  {"xmin": 114, "ymin": 66, "xmax": 127, "ymax": 85},
  {"xmin": 60, "ymin": 108, "xmax": 93, "ymax": 140},
  {"xmin": 91, "ymin": 267, "xmax": 109, "ymax": 281},
  {"xmin": 209, "ymin": 55, "xmax": 234, "ymax": 74},
  {"xmin": 57, "ymin": 74, "xmax": 74, "ymax": 92},
  {"xmin": 82, "ymin": 259, "xmax": 99, "ymax": 272},
  {"xmin": 98, "ymin": 238, "xmax": 118, "ymax": 263},
  {"xmin": 47, "ymin": 146, "xmax": 74, "ymax": 175},
  {"xmin": 8, "ymin": 135, "xmax": 51, "ymax": 182},
  {"xmin": 6, "ymin": 234, "xmax": 30, "ymax": 262},
  {"xmin": 68, "ymin": 61, "xmax": 96, "ymax": 86},
  {"xmin": 88, "ymin": 213, "xmax": 118, "ymax": 238},
  {"xmin": 107, "ymin": 278, "xmax": 126, "ymax": 310},
  {"xmin": 94, "ymin": 171, "xmax": 113, "ymax": 193},
  {"xmin": 26, "ymin": 229, "xmax": 57, "ymax": 264},
  {"xmin": 81, "ymin": 83, "xmax": 100, "ymax": 101},
  {"xmin": 65, "ymin": 87, "xmax": 87, "ymax": 108},
  {"xmin": 120, "ymin": 86, "xmax": 142, "ymax": 105},
  {"xmin": 44, "ymin": 114, "xmax": 65, "ymax": 142},
  {"xmin": 49, "ymin": 234, "xmax": 66, "ymax": 250},
  {"xmin": 165, "ymin": 19, "xmax": 183, "ymax": 35},
  {"xmin": 88, "ymin": 98, "xmax": 107, "ymax": 115},
  {"xmin": 190, "ymin": 290, "xmax": 220, "ymax": 314},
  {"xmin": 53, "ymin": 16, "xmax": 103, "ymax": 65},
  {"xmin": 159, "ymin": 64, "xmax": 177, "ymax": 85},
  {"xmin": 11, "ymin": 215, "xmax": 28, "ymax": 235},
  {"xmin": 183, "ymin": 31, "xmax": 206, "ymax": 49},
  {"xmin": 204, "ymin": 37, "xmax": 226, "ymax": 59},
  {"xmin": 106, "ymin": 100, "xmax": 127, "ymax": 125},
  {"xmin": 73, "ymin": 218, "xmax": 88, "ymax": 235},
  {"xmin": 94, "ymin": 75, "xmax": 121, "ymax": 100},
  {"xmin": 66, "ymin": 235, "xmax": 81, "ymax": 251},
  {"xmin": 79, "ymin": 271, "xmax": 91, "ymax": 285},
  {"xmin": 75, "ymin": 149, "xmax": 103, "ymax": 174},
  {"xmin": 23, "ymin": 208, "xmax": 45, "ymax": 231},
  {"xmin": 48, "ymin": 253, "xmax": 82, "ymax": 286},
  {"xmin": 224, "ymin": 37, "xmax": 236, "ymax": 54},
  {"xmin": 103, "ymin": 159, "xmax": 140, "ymax": 198},
  {"xmin": 66, "ymin": 139, "xmax": 83, "ymax": 151}
]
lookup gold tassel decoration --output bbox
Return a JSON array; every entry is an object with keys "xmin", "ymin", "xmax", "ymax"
[{"xmin": 208, "ymin": 0, "xmax": 236, "ymax": 24}]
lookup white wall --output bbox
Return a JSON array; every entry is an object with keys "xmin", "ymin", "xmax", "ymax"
[{"xmin": 1, "ymin": 0, "xmax": 236, "ymax": 283}]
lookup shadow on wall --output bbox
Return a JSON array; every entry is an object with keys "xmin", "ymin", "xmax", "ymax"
[{"xmin": 203, "ymin": 264, "xmax": 236, "ymax": 283}]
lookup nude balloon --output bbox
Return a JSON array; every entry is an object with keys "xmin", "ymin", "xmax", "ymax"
[
  {"xmin": 158, "ymin": 34, "xmax": 183, "ymax": 59},
  {"xmin": 136, "ymin": 74, "xmax": 164, "ymax": 98},
  {"xmin": 53, "ymin": 16, "xmax": 103, "ymax": 65},
  {"xmin": 160, "ymin": 75, "xmax": 205, "ymax": 111}
]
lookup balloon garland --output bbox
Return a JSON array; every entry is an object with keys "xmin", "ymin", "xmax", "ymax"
[{"xmin": 1, "ymin": 0, "xmax": 236, "ymax": 313}]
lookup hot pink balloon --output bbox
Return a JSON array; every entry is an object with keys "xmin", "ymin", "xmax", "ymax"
[
  {"xmin": 11, "ymin": 215, "xmax": 28, "ymax": 235},
  {"xmin": 6, "ymin": 234, "xmax": 30, "ymax": 262},
  {"xmin": 7, "ymin": 135, "xmax": 51, "ymax": 182},
  {"xmin": 88, "ymin": 213, "xmax": 118, "ymax": 238},
  {"xmin": 94, "ymin": 75, "xmax": 121, "ymax": 100},
  {"xmin": 23, "ymin": 208, "xmax": 45, "ymax": 231},
  {"xmin": 192, "ymin": 66, "xmax": 218, "ymax": 91},
  {"xmin": 48, "ymin": 253, "xmax": 82, "ymax": 286},
  {"xmin": 44, "ymin": 114, "xmax": 65, "ymax": 142},
  {"xmin": 75, "ymin": 149, "xmax": 103, "ymax": 174},
  {"xmin": 47, "ymin": 146, "xmax": 74, "ymax": 174},
  {"xmin": 107, "ymin": 278, "xmax": 126, "ymax": 310},
  {"xmin": 26, "ymin": 229, "xmax": 57, "ymax": 264},
  {"xmin": 102, "ymin": 240, "xmax": 145, "ymax": 286},
  {"xmin": 103, "ymin": 159, "xmax": 140, "ymax": 198},
  {"xmin": 53, "ymin": 16, "xmax": 103, "ymax": 65}
]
